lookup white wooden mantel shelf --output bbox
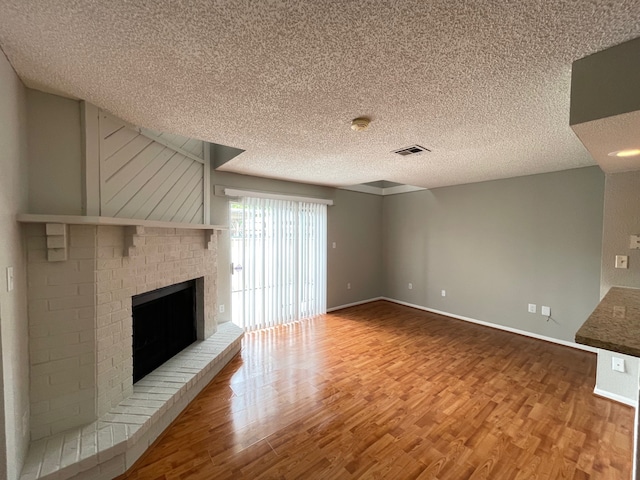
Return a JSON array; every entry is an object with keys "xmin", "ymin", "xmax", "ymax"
[{"xmin": 17, "ymin": 214, "xmax": 226, "ymax": 262}]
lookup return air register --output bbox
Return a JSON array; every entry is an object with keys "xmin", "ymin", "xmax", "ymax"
[{"xmin": 393, "ymin": 145, "xmax": 431, "ymax": 156}]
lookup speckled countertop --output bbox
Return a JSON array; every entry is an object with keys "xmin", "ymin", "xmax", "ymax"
[{"xmin": 575, "ymin": 287, "xmax": 640, "ymax": 357}]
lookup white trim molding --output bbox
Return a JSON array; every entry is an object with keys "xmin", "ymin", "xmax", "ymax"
[
  {"xmin": 81, "ymin": 101, "xmax": 100, "ymax": 216},
  {"xmin": 330, "ymin": 297, "xmax": 597, "ymax": 354},
  {"xmin": 339, "ymin": 184, "xmax": 426, "ymax": 196},
  {"xmin": 381, "ymin": 297, "xmax": 597, "ymax": 353},
  {"xmin": 329, "ymin": 297, "xmax": 635, "ymax": 409},
  {"xmin": 203, "ymin": 142, "xmax": 211, "ymax": 224},
  {"xmin": 593, "ymin": 387, "xmax": 638, "ymax": 407},
  {"xmin": 382, "ymin": 185, "xmax": 427, "ymax": 195},
  {"xmin": 138, "ymin": 127, "xmax": 206, "ymax": 164},
  {"xmin": 338, "ymin": 184, "xmax": 381, "ymax": 195},
  {"xmin": 221, "ymin": 187, "xmax": 334, "ymax": 205},
  {"xmin": 326, "ymin": 297, "xmax": 384, "ymax": 312}
]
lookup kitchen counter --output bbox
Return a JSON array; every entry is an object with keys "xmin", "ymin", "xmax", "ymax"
[
  {"xmin": 575, "ymin": 287, "xmax": 640, "ymax": 356},
  {"xmin": 576, "ymin": 286, "xmax": 640, "ymax": 480}
]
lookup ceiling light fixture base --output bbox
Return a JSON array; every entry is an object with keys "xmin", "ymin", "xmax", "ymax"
[{"xmin": 351, "ymin": 117, "xmax": 371, "ymax": 131}]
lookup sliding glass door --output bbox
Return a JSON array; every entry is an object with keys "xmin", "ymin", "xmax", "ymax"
[{"xmin": 230, "ymin": 196, "xmax": 327, "ymax": 330}]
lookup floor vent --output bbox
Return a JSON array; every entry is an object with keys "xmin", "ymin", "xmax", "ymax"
[{"xmin": 393, "ymin": 145, "xmax": 431, "ymax": 156}]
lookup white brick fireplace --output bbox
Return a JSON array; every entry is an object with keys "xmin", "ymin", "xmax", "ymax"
[
  {"xmin": 18, "ymin": 217, "xmax": 243, "ymax": 480},
  {"xmin": 11, "ymin": 103, "xmax": 245, "ymax": 480}
]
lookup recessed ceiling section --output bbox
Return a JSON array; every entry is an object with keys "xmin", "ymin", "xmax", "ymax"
[
  {"xmin": 341, "ymin": 181, "xmax": 426, "ymax": 196},
  {"xmin": 1, "ymin": 2, "xmax": 639, "ymax": 188},
  {"xmin": 570, "ymin": 37, "xmax": 640, "ymax": 173},
  {"xmin": 364, "ymin": 181, "xmax": 404, "ymax": 189}
]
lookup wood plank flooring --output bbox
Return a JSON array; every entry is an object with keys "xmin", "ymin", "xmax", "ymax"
[{"xmin": 117, "ymin": 301, "xmax": 633, "ymax": 479}]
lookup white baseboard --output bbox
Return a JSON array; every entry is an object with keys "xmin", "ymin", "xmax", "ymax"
[
  {"xmin": 329, "ymin": 297, "xmax": 634, "ymax": 408},
  {"xmin": 593, "ymin": 387, "xmax": 637, "ymax": 407},
  {"xmin": 327, "ymin": 297, "xmax": 384, "ymax": 312},
  {"xmin": 380, "ymin": 297, "xmax": 598, "ymax": 354}
]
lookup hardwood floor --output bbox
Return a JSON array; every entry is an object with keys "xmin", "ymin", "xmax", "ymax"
[{"xmin": 117, "ymin": 301, "xmax": 634, "ymax": 479}]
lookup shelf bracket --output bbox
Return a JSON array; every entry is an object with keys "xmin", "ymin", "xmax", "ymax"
[
  {"xmin": 206, "ymin": 229, "xmax": 218, "ymax": 251},
  {"xmin": 45, "ymin": 223, "xmax": 68, "ymax": 262},
  {"xmin": 124, "ymin": 225, "xmax": 145, "ymax": 257}
]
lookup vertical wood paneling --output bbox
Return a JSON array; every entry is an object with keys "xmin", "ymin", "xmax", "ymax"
[{"xmin": 98, "ymin": 112, "xmax": 205, "ymax": 224}]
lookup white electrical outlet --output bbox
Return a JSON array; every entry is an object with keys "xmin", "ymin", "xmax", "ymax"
[
  {"xmin": 615, "ymin": 255, "xmax": 629, "ymax": 269},
  {"xmin": 441, "ymin": 290, "xmax": 446, "ymax": 297},
  {"xmin": 219, "ymin": 304, "xmax": 225, "ymax": 314},
  {"xmin": 541, "ymin": 306, "xmax": 550, "ymax": 316},
  {"xmin": 408, "ymin": 283, "xmax": 413, "ymax": 290},
  {"xmin": 347, "ymin": 282, "xmax": 351, "ymax": 290},
  {"xmin": 528, "ymin": 304, "xmax": 537, "ymax": 313},
  {"xmin": 612, "ymin": 357, "xmax": 625, "ymax": 373}
]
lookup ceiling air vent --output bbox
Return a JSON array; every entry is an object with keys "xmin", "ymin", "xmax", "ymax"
[{"xmin": 393, "ymin": 145, "xmax": 431, "ymax": 156}]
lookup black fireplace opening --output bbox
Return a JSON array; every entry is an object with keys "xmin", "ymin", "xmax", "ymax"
[{"xmin": 132, "ymin": 279, "xmax": 197, "ymax": 383}]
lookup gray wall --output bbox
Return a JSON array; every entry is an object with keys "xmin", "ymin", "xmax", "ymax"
[
  {"xmin": 0, "ymin": 51, "xmax": 30, "ymax": 480},
  {"xmin": 383, "ymin": 167, "xmax": 605, "ymax": 343},
  {"xmin": 210, "ymin": 169, "xmax": 383, "ymax": 322},
  {"xmin": 601, "ymin": 171, "xmax": 640, "ymax": 296},
  {"xmin": 327, "ymin": 189, "xmax": 383, "ymax": 308},
  {"xmin": 26, "ymin": 90, "xmax": 83, "ymax": 215}
]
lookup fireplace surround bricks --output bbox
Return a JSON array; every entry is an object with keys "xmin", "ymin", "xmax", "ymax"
[{"xmin": 26, "ymin": 224, "xmax": 217, "ymax": 441}]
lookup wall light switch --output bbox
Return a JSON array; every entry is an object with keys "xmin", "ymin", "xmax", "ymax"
[
  {"xmin": 528, "ymin": 304, "xmax": 536, "ymax": 313},
  {"xmin": 631, "ymin": 235, "xmax": 640, "ymax": 250},
  {"xmin": 441, "ymin": 290, "xmax": 446, "ymax": 297},
  {"xmin": 612, "ymin": 357, "xmax": 625, "ymax": 373},
  {"xmin": 408, "ymin": 283, "xmax": 413, "ymax": 290},
  {"xmin": 6, "ymin": 267, "xmax": 13, "ymax": 292},
  {"xmin": 541, "ymin": 306, "xmax": 551, "ymax": 316},
  {"xmin": 332, "ymin": 242, "xmax": 336, "ymax": 249},
  {"xmin": 347, "ymin": 282, "xmax": 351, "ymax": 290},
  {"xmin": 615, "ymin": 255, "xmax": 629, "ymax": 269},
  {"xmin": 22, "ymin": 411, "xmax": 28, "ymax": 437}
]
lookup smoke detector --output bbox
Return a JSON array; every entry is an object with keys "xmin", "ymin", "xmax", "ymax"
[
  {"xmin": 351, "ymin": 117, "xmax": 371, "ymax": 131},
  {"xmin": 393, "ymin": 145, "xmax": 431, "ymax": 156}
]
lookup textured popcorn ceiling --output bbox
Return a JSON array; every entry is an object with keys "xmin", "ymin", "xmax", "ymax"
[{"xmin": 1, "ymin": 1, "xmax": 640, "ymax": 188}]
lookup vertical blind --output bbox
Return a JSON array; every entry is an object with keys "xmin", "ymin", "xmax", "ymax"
[{"xmin": 233, "ymin": 196, "xmax": 327, "ymax": 330}]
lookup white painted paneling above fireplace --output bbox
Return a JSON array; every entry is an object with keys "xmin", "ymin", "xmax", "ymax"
[{"xmin": 94, "ymin": 109, "xmax": 209, "ymax": 224}]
